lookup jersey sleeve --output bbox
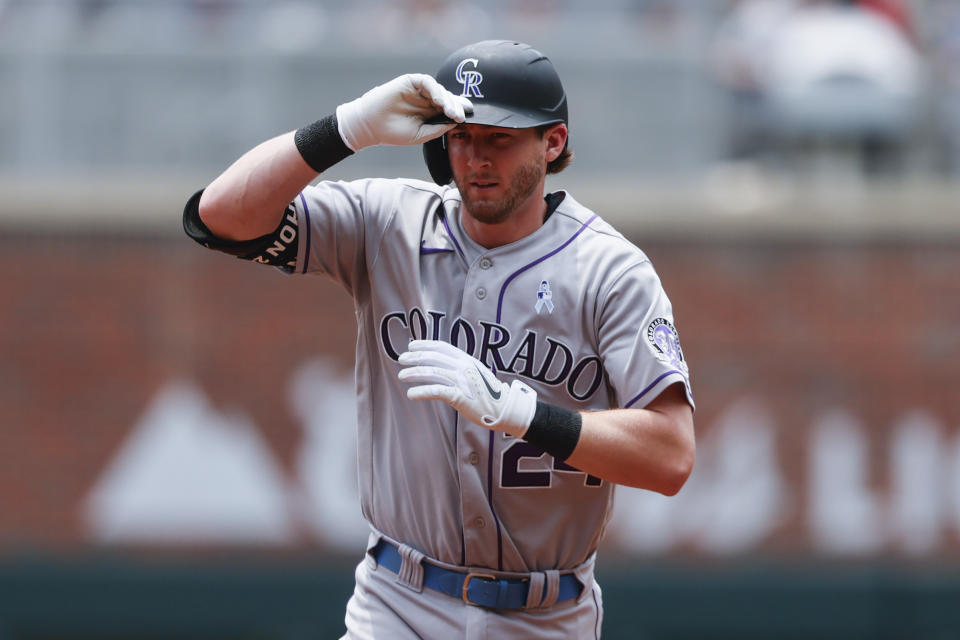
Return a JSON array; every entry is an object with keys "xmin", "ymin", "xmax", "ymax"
[
  {"xmin": 596, "ymin": 260, "xmax": 694, "ymax": 410},
  {"xmin": 292, "ymin": 178, "xmax": 403, "ymax": 296}
]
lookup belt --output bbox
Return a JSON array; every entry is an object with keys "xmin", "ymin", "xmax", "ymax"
[{"xmin": 372, "ymin": 540, "xmax": 582, "ymax": 610}]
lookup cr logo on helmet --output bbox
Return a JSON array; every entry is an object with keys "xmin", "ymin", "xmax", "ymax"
[{"xmin": 455, "ymin": 58, "xmax": 484, "ymax": 98}]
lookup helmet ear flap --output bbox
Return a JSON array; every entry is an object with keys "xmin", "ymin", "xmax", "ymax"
[{"xmin": 423, "ymin": 135, "xmax": 453, "ymax": 186}]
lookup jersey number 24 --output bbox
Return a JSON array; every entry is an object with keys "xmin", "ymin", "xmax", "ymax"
[{"xmin": 501, "ymin": 440, "xmax": 602, "ymax": 488}]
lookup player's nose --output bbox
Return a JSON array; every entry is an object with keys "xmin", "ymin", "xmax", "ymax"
[{"xmin": 463, "ymin": 139, "xmax": 492, "ymax": 169}]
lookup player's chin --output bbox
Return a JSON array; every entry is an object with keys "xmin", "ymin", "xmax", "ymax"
[{"xmin": 462, "ymin": 199, "xmax": 511, "ymax": 225}]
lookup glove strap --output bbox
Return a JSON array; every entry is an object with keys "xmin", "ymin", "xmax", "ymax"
[
  {"xmin": 489, "ymin": 379, "xmax": 538, "ymax": 438},
  {"xmin": 335, "ymin": 99, "xmax": 376, "ymax": 152}
]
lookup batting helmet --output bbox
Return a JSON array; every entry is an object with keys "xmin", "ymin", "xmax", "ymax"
[{"xmin": 423, "ymin": 40, "xmax": 569, "ymax": 185}]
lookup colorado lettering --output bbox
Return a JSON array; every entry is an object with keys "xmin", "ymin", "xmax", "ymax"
[
  {"xmin": 449, "ymin": 317, "xmax": 476, "ymax": 355},
  {"xmin": 380, "ymin": 312, "xmax": 408, "ymax": 361},
  {"xmin": 535, "ymin": 338, "xmax": 574, "ymax": 385},
  {"xmin": 380, "ymin": 309, "xmax": 605, "ymax": 400},
  {"xmin": 505, "ymin": 331, "xmax": 538, "ymax": 378},
  {"xmin": 478, "ymin": 321, "xmax": 509, "ymax": 372},
  {"xmin": 408, "ymin": 308, "xmax": 429, "ymax": 340},
  {"xmin": 567, "ymin": 356, "xmax": 603, "ymax": 401}
]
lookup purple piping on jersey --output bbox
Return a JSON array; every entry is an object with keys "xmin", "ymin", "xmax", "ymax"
[
  {"xmin": 438, "ymin": 202, "xmax": 496, "ymax": 566},
  {"xmin": 454, "ymin": 412, "xmax": 466, "ymax": 567},
  {"xmin": 624, "ymin": 370, "xmax": 683, "ymax": 408},
  {"xmin": 486, "ymin": 428, "xmax": 504, "ymax": 570},
  {"xmin": 592, "ymin": 588, "xmax": 601, "ymax": 639},
  {"xmin": 495, "ymin": 214, "xmax": 599, "ymax": 322},
  {"xmin": 420, "ymin": 247, "xmax": 455, "ymax": 255},
  {"xmin": 298, "ymin": 192, "xmax": 312, "ymax": 274},
  {"xmin": 439, "ymin": 208, "xmax": 466, "ymax": 261},
  {"xmin": 487, "ymin": 361, "xmax": 505, "ymax": 570},
  {"xmin": 485, "ymin": 214, "xmax": 598, "ymax": 570}
]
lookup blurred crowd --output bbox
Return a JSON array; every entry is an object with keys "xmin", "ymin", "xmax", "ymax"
[
  {"xmin": 0, "ymin": 0, "xmax": 702, "ymax": 54},
  {"xmin": 2, "ymin": 0, "xmax": 960, "ymax": 178},
  {"xmin": 710, "ymin": 0, "xmax": 960, "ymax": 178}
]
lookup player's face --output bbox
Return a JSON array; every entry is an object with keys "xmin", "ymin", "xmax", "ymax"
[{"xmin": 447, "ymin": 125, "xmax": 548, "ymax": 225}]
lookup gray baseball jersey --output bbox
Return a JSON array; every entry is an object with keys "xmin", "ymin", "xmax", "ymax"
[{"xmin": 287, "ymin": 177, "xmax": 693, "ymax": 573}]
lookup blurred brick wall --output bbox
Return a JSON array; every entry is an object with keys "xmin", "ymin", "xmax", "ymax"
[
  {"xmin": 646, "ymin": 240, "xmax": 960, "ymax": 556},
  {"xmin": 0, "ymin": 236, "xmax": 356, "ymax": 549},
  {"xmin": 1, "ymin": 234, "xmax": 957, "ymax": 554}
]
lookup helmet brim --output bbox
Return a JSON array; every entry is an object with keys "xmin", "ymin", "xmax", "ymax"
[{"xmin": 428, "ymin": 101, "xmax": 566, "ymax": 130}]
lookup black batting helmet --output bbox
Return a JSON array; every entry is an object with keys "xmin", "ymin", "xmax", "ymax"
[{"xmin": 422, "ymin": 40, "xmax": 569, "ymax": 185}]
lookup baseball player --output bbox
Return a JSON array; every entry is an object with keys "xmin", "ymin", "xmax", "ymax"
[{"xmin": 184, "ymin": 40, "xmax": 695, "ymax": 639}]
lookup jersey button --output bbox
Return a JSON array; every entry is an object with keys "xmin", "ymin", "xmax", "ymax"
[
  {"xmin": 468, "ymin": 452, "xmax": 480, "ymax": 465},
  {"xmin": 479, "ymin": 257, "xmax": 493, "ymax": 269},
  {"xmin": 476, "ymin": 287, "xmax": 487, "ymax": 300},
  {"xmin": 474, "ymin": 517, "xmax": 485, "ymax": 529}
]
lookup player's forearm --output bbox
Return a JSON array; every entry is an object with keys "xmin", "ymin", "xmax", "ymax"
[
  {"xmin": 397, "ymin": 340, "xmax": 695, "ymax": 494},
  {"xmin": 198, "ymin": 73, "xmax": 470, "ymax": 242},
  {"xmin": 199, "ymin": 131, "xmax": 319, "ymax": 241},
  {"xmin": 565, "ymin": 396, "xmax": 694, "ymax": 494}
]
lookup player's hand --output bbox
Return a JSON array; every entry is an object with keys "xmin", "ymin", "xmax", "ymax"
[
  {"xmin": 336, "ymin": 74, "xmax": 473, "ymax": 152},
  {"xmin": 397, "ymin": 340, "xmax": 537, "ymax": 438}
]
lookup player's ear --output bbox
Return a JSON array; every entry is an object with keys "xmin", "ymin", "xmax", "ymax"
[{"xmin": 543, "ymin": 123, "xmax": 568, "ymax": 164}]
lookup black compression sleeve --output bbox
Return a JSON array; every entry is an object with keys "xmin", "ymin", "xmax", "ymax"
[
  {"xmin": 294, "ymin": 114, "xmax": 354, "ymax": 173},
  {"xmin": 182, "ymin": 189, "xmax": 301, "ymax": 272},
  {"xmin": 523, "ymin": 401, "xmax": 582, "ymax": 461}
]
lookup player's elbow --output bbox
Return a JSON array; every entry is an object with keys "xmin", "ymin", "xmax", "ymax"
[
  {"xmin": 197, "ymin": 186, "xmax": 241, "ymax": 240},
  {"xmin": 619, "ymin": 435, "xmax": 694, "ymax": 495},
  {"xmin": 658, "ymin": 442, "xmax": 695, "ymax": 497},
  {"xmin": 650, "ymin": 424, "xmax": 695, "ymax": 496}
]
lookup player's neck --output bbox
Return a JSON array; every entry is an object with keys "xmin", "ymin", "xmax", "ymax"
[{"xmin": 461, "ymin": 188, "xmax": 548, "ymax": 250}]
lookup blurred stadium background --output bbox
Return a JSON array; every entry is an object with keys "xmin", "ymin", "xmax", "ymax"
[{"xmin": 1, "ymin": 0, "xmax": 960, "ymax": 637}]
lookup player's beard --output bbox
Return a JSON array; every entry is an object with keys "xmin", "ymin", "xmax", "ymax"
[{"xmin": 457, "ymin": 156, "xmax": 545, "ymax": 226}]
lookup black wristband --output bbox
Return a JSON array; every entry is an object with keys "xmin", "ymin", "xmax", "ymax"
[
  {"xmin": 523, "ymin": 401, "xmax": 582, "ymax": 461},
  {"xmin": 294, "ymin": 114, "xmax": 354, "ymax": 173}
]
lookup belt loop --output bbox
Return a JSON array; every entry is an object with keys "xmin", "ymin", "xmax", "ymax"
[
  {"xmin": 524, "ymin": 572, "xmax": 546, "ymax": 609},
  {"xmin": 541, "ymin": 570, "xmax": 560, "ymax": 608},
  {"xmin": 364, "ymin": 531, "xmax": 380, "ymax": 571},
  {"xmin": 574, "ymin": 557, "xmax": 595, "ymax": 604},
  {"xmin": 396, "ymin": 543, "xmax": 426, "ymax": 593}
]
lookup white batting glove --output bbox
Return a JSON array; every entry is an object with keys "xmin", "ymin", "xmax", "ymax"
[
  {"xmin": 397, "ymin": 340, "xmax": 538, "ymax": 438},
  {"xmin": 335, "ymin": 74, "xmax": 473, "ymax": 152}
]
